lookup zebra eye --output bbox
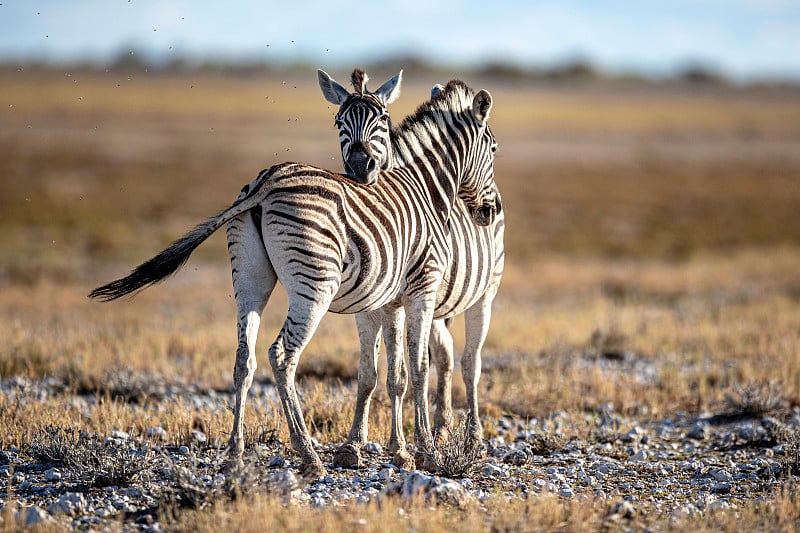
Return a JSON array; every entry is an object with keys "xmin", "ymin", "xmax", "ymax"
[
  {"xmin": 334, "ymin": 116, "xmax": 343, "ymax": 127},
  {"xmin": 379, "ymin": 114, "xmax": 389, "ymax": 122}
]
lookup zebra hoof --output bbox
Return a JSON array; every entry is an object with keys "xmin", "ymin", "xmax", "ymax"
[
  {"xmin": 333, "ymin": 443, "xmax": 361, "ymax": 469},
  {"xmin": 392, "ymin": 449, "xmax": 415, "ymax": 471},
  {"xmin": 299, "ymin": 458, "xmax": 327, "ymax": 479}
]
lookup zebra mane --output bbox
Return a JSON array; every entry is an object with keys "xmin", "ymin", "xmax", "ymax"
[
  {"xmin": 351, "ymin": 68, "xmax": 369, "ymax": 95},
  {"xmin": 390, "ymin": 80, "xmax": 475, "ymax": 163},
  {"xmin": 394, "ymin": 79, "xmax": 473, "ymax": 133}
]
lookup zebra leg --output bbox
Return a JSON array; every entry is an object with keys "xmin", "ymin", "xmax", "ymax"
[
  {"xmin": 382, "ymin": 305, "xmax": 414, "ymax": 469},
  {"xmin": 462, "ymin": 292, "xmax": 494, "ymax": 455},
  {"xmin": 268, "ymin": 296, "xmax": 333, "ymax": 479},
  {"xmin": 226, "ymin": 212, "xmax": 275, "ymax": 468},
  {"xmin": 333, "ymin": 310, "xmax": 382, "ymax": 469},
  {"xmin": 406, "ymin": 297, "xmax": 436, "ymax": 471},
  {"xmin": 430, "ymin": 318, "xmax": 454, "ymax": 444}
]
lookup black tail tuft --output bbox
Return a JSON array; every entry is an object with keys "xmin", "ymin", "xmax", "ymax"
[{"xmin": 88, "ymin": 216, "xmax": 219, "ymax": 301}]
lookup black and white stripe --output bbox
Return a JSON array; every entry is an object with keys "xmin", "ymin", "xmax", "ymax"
[
  {"xmin": 319, "ymin": 70, "xmax": 505, "ymax": 466},
  {"xmin": 89, "ymin": 79, "xmax": 499, "ymax": 477}
]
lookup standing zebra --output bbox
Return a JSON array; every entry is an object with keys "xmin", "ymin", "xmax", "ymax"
[
  {"xmin": 89, "ymin": 78, "xmax": 500, "ymax": 478},
  {"xmin": 318, "ymin": 69, "xmax": 505, "ymax": 469}
]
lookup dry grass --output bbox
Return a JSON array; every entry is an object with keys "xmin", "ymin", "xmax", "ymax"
[{"xmin": 1, "ymin": 70, "xmax": 800, "ymax": 529}]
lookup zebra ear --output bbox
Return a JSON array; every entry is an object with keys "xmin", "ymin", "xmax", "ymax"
[
  {"xmin": 430, "ymin": 84, "xmax": 445, "ymax": 98},
  {"xmin": 472, "ymin": 89, "xmax": 493, "ymax": 123},
  {"xmin": 374, "ymin": 70, "xmax": 402, "ymax": 104},
  {"xmin": 318, "ymin": 69, "xmax": 351, "ymax": 105}
]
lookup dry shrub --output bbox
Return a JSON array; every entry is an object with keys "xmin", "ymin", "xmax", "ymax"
[
  {"xmin": 423, "ymin": 414, "xmax": 483, "ymax": 478},
  {"xmin": 163, "ymin": 456, "xmax": 259, "ymax": 512},
  {"xmin": 27, "ymin": 425, "xmax": 153, "ymax": 487},
  {"xmin": 723, "ymin": 380, "xmax": 786, "ymax": 418}
]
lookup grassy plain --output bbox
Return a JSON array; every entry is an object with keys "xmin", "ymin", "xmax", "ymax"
[{"xmin": 1, "ymin": 68, "xmax": 800, "ymax": 530}]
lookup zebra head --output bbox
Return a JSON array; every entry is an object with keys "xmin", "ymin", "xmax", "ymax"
[
  {"xmin": 439, "ymin": 83, "xmax": 500, "ymax": 227},
  {"xmin": 318, "ymin": 68, "xmax": 402, "ymax": 185}
]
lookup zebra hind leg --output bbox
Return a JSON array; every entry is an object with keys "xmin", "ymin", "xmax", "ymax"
[
  {"xmin": 333, "ymin": 310, "xmax": 382, "ymax": 469},
  {"xmin": 226, "ymin": 212, "xmax": 275, "ymax": 469},
  {"xmin": 268, "ymin": 295, "xmax": 334, "ymax": 479},
  {"xmin": 461, "ymin": 294, "xmax": 494, "ymax": 457}
]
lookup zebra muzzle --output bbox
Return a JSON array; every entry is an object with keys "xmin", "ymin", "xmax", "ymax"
[{"xmin": 345, "ymin": 150, "xmax": 379, "ymax": 185}]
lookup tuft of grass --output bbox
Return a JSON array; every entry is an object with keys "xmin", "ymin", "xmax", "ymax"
[
  {"xmin": 27, "ymin": 425, "xmax": 153, "ymax": 487},
  {"xmin": 162, "ymin": 454, "xmax": 260, "ymax": 513},
  {"xmin": 423, "ymin": 415, "xmax": 483, "ymax": 478},
  {"xmin": 780, "ymin": 428, "xmax": 800, "ymax": 477},
  {"xmin": 723, "ymin": 380, "xmax": 786, "ymax": 418},
  {"xmin": 27, "ymin": 425, "xmax": 82, "ymax": 466},
  {"xmin": 525, "ymin": 432, "xmax": 568, "ymax": 456}
]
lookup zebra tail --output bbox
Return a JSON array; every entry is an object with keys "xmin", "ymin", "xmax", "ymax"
[{"xmin": 89, "ymin": 168, "xmax": 273, "ymax": 301}]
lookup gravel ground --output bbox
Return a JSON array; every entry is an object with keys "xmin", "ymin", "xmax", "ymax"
[{"xmin": 1, "ymin": 375, "xmax": 798, "ymax": 530}]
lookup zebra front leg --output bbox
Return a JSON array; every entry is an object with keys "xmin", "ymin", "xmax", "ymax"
[
  {"xmin": 333, "ymin": 310, "xmax": 382, "ymax": 469},
  {"xmin": 381, "ymin": 305, "xmax": 413, "ymax": 469},
  {"xmin": 462, "ymin": 293, "xmax": 494, "ymax": 455},
  {"xmin": 269, "ymin": 297, "xmax": 332, "ymax": 479},
  {"xmin": 406, "ymin": 297, "xmax": 436, "ymax": 471},
  {"xmin": 429, "ymin": 318, "xmax": 454, "ymax": 444},
  {"xmin": 226, "ymin": 212, "xmax": 274, "ymax": 468}
]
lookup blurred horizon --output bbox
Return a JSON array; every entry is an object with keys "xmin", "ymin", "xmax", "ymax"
[{"xmin": 1, "ymin": 1, "xmax": 799, "ymax": 84}]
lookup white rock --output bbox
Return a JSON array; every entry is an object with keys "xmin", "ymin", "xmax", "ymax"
[
  {"xmin": 595, "ymin": 463, "xmax": 614, "ymax": 474},
  {"xmin": 268, "ymin": 455, "xmax": 286, "ymax": 468},
  {"xmin": 559, "ymin": 486, "xmax": 575, "ymax": 498},
  {"xmin": 606, "ymin": 500, "xmax": 636, "ymax": 520},
  {"xmin": 712, "ymin": 482, "xmax": 732, "ymax": 494},
  {"xmin": 44, "ymin": 468, "xmax": 61, "ymax": 482},
  {"xmin": 264, "ymin": 469, "xmax": 301, "ymax": 503},
  {"xmin": 110, "ymin": 430, "xmax": 130, "ymax": 440},
  {"xmin": 364, "ymin": 442, "xmax": 383, "ymax": 455},
  {"xmin": 622, "ymin": 427, "xmax": 645, "ymax": 443},
  {"xmin": 481, "ymin": 463, "xmax": 505, "ymax": 478},
  {"xmin": 47, "ymin": 492, "xmax": 86, "ymax": 516},
  {"xmin": 388, "ymin": 470, "xmax": 471, "ymax": 507},
  {"xmin": 18, "ymin": 506, "xmax": 52, "ymax": 527},
  {"xmin": 712, "ymin": 468, "xmax": 732, "ymax": 482},
  {"xmin": 628, "ymin": 450, "xmax": 648, "ymax": 462},
  {"xmin": 400, "ymin": 470, "xmax": 433, "ymax": 498},
  {"xmin": 146, "ymin": 426, "xmax": 167, "ymax": 439}
]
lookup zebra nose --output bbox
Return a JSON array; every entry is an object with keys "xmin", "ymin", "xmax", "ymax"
[{"xmin": 345, "ymin": 150, "xmax": 379, "ymax": 185}]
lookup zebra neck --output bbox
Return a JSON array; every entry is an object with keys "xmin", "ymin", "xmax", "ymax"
[{"xmin": 388, "ymin": 128, "xmax": 460, "ymax": 224}]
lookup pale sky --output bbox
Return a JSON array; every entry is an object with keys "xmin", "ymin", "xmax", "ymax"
[{"xmin": 0, "ymin": 0, "xmax": 798, "ymax": 80}]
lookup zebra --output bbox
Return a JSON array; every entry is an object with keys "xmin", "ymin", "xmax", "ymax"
[
  {"xmin": 89, "ymin": 78, "xmax": 500, "ymax": 478},
  {"xmin": 318, "ymin": 69, "xmax": 505, "ymax": 469}
]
